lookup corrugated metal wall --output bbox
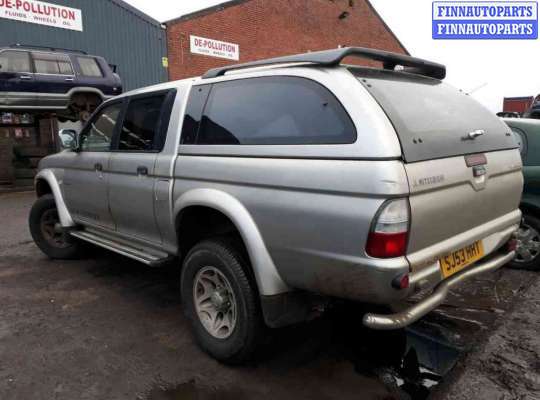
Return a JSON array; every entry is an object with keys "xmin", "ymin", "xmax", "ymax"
[{"xmin": 0, "ymin": 0, "xmax": 168, "ymax": 91}]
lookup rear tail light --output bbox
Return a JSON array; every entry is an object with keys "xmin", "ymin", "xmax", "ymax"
[{"xmin": 366, "ymin": 199, "xmax": 410, "ymax": 258}]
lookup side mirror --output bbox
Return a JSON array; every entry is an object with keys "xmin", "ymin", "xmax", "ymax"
[{"xmin": 58, "ymin": 129, "xmax": 79, "ymax": 151}]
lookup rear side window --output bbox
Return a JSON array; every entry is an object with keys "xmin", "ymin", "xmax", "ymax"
[
  {"xmin": 32, "ymin": 52, "xmax": 73, "ymax": 75},
  {"xmin": 0, "ymin": 51, "xmax": 31, "ymax": 73},
  {"xmin": 58, "ymin": 56, "xmax": 73, "ymax": 74},
  {"xmin": 77, "ymin": 57, "xmax": 103, "ymax": 77},
  {"xmin": 196, "ymin": 76, "xmax": 356, "ymax": 145},
  {"xmin": 180, "ymin": 85, "xmax": 211, "ymax": 144},
  {"xmin": 118, "ymin": 95, "xmax": 167, "ymax": 151}
]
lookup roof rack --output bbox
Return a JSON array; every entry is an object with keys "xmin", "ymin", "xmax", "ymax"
[
  {"xmin": 202, "ymin": 47, "xmax": 446, "ymax": 80},
  {"xmin": 9, "ymin": 43, "xmax": 87, "ymax": 55}
]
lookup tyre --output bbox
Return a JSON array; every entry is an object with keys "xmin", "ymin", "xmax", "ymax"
[
  {"xmin": 29, "ymin": 194, "xmax": 82, "ymax": 259},
  {"xmin": 78, "ymin": 110, "xmax": 91, "ymax": 122},
  {"xmin": 508, "ymin": 213, "xmax": 540, "ymax": 271},
  {"xmin": 181, "ymin": 238, "xmax": 263, "ymax": 364}
]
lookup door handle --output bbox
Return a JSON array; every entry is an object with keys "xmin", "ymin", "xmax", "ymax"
[
  {"xmin": 65, "ymin": 77, "xmax": 74, "ymax": 82},
  {"xmin": 94, "ymin": 163, "xmax": 103, "ymax": 171},
  {"xmin": 137, "ymin": 166, "xmax": 148, "ymax": 176},
  {"xmin": 20, "ymin": 75, "xmax": 32, "ymax": 80}
]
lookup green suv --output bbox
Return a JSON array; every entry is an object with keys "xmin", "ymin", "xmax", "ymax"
[{"xmin": 503, "ymin": 118, "xmax": 540, "ymax": 270}]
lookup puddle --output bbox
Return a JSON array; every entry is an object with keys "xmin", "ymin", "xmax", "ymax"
[
  {"xmin": 405, "ymin": 325, "xmax": 461, "ymax": 376},
  {"xmin": 145, "ymin": 381, "xmax": 250, "ymax": 400}
]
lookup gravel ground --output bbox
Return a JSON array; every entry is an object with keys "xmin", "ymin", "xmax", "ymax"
[
  {"xmin": 432, "ymin": 275, "xmax": 540, "ymax": 400},
  {"xmin": 0, "ymin": 191, "xmax": 538, "ymax": 400},
  {"xmin": 0, "ymin": 191, "xmax": 35, "ymax": 248}
]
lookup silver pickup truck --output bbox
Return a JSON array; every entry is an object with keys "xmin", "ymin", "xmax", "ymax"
[{"xmin": 29, "ymin": 47, "xmax": 522, "ymax": 364}]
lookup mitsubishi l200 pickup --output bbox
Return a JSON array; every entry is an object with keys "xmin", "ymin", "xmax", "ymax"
[{"xmin": 29, "ymin": 47, "xmax": 522, "ymax": 363}]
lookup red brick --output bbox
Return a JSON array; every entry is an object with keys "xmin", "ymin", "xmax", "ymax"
[{"xmin": 166, "ymin": 0, "xmax": 407, "ymax": 80}]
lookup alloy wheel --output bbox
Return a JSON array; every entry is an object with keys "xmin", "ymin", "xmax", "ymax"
[
  {"xmin": 514, "ymin": 223, "xmax": 540, "ymax": 263},
  {"xmin": 193, "ymin": 266, "xmax": 237, "ymax": 339}
]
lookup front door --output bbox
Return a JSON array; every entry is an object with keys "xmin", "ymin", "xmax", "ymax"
[
  {"xmin": 0, "ymin": 50, "xmax": 36, "ymax": 107},
  {"xmin": 63, "ymin": 101, "xmax": 124, "ymax": 230},
  {"xmin": 108, "ymin": 92, "xmax": 171, "ymax": 244}
]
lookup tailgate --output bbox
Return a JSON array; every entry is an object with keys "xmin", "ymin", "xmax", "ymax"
[{"xmin": 404, "ymin": 149, "xmax": 523, "ymax": 254}]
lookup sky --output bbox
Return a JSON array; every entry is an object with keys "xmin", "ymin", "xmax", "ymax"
[{"xmin": 122, "ymin": 0, "xmax": 540, "ymax": 112}]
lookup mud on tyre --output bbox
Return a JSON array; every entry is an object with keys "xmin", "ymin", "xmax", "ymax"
[
  {"xmin": 181, "ymin": 238, "xmax": 264, "ymax": 364},
  {"xmin": 29, "ymin": 194, "xmax": 82, "ymax": 259}
]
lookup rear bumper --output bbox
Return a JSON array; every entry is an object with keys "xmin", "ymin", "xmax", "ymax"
[{"xmin": 363, "ymin": 250, "xmax": 515, "ymax": 329}]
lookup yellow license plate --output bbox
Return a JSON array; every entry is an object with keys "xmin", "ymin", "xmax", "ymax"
[{"xmin": 439, "ymin": 241, "xmax": 484, "ymax": 278}]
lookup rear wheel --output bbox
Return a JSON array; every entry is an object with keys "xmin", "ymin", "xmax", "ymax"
[
  {"xmin": 68, "ymin": 93, "xmax": 102, "ymax": 122},
  {"xmin": 181, "ymin": 238, "xmax": 263, "ymax": 364},
  {"xmin": 29, "ymin": 194, "xmax": 82, "ymax": 259},
  {"xmin": 509, "ymin": 213, "xmax": 540, "ymax": 271}
]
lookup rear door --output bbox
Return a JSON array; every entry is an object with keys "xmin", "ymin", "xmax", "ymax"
[
  {"xmin": 31, "ymin": 52, "xmax": 76, "ymax": 108},
  {"xmin": 108, "ymin": 90, "xmax": 175, "ymax": 244},
  {"xmin": 353, "ymin": 70, "xmax": 522, "ymax": 255}
]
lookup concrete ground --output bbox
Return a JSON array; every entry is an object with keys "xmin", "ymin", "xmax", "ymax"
[{"xmin": 0, "ymin": 191, "xmax": 538, "ymax": 400}]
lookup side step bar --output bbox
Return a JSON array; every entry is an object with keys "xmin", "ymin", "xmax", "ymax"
[{"xmin": 70, "ymin": 230, "xmax": 173, "ymax": 266}]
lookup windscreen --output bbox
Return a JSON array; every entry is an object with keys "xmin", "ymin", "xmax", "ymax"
[{"xmin": 350, "ymin": 69, "xmax": 517, "ymax": 163}]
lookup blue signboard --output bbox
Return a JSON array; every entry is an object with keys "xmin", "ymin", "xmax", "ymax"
[{"xmin": 433, "ymin": 1, "xmax": 538, "ymax": 39}]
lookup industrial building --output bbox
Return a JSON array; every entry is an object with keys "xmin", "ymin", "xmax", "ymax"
[
  {"xmin": 165, "ymin": 0, "xmax": 408, "ymax": 81},
  {"xmin": 503, "ymin": 96, "xmax": 535, "ymax": 114},
  {"xmin": 0, "ymin": 0, "xmax": 407, "ymax": 189},
  {"xmin": 0, "ymin": 0, "xmax": 167, "ymax": 90},
  {"xmin": 0, "ymin": 0, "xmax": 167, "ymax": 188}
]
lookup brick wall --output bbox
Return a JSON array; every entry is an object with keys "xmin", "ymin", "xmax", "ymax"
[
  {"xmin": 166, "ymin": 0, "xmax": 407, "ymax": 80},
  {"xmin": 38, "ymin": 118, "xmax": 57, "ymax": 150},
  {"xmin": 0, "ymin": 132, "xmax": 14, "ymax": 184}
]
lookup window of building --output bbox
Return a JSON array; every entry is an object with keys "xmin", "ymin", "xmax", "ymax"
[
  {"xmin": 196, "ymin": 77, "xmax": 356, "ymax": 145},
  {"xmin": 32, "ymin": 52, "xmax": 73, "ymax": 75},
  {"xmin": 77, "ymin": 57, "xmax": 103, "ymax": 77},
  {"xmin": 80, "ymin": 103, "xmax": 123, "ymax": 151},
  {"xmin": 0, "ymin": 51, "xmax": 31, "ymax": 73},
  {"xmin": 118, "ymin": 95, "xmax": 167, "ymax": 151}
]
